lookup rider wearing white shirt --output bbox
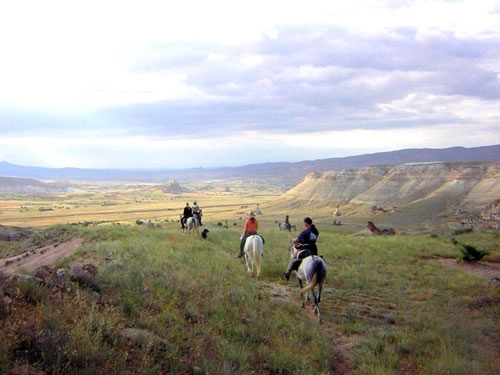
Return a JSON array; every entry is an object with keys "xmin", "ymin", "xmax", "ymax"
[{"xmin": 192, "ymin": 201, "xmax": 202, "ymax": 225}]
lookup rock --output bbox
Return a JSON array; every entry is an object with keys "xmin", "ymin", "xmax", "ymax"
[
  {"xmin": 367, "ymin": 221, "xmax": 395, "ymax": 235},
  {"xmin": 69, "ymin": 265, "xmax": 100, "ymax": 292}
]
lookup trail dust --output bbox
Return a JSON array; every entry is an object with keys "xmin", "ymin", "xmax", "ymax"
[{"xmin": 0, "ymin": 237, "xmax": 83, "ymax": 274}]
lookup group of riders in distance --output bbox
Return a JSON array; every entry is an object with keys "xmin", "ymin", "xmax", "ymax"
[
  {"xmin": 180, "ymin": 202, "xmax": 321, "ymax": 283},
  {"xmin": 180, "ymin": 201, "xmax": 203, "ymax": 229}
]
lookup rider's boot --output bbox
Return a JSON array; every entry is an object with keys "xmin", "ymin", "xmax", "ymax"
[
  {"xmin": 282, "ymin": 262, "xmax": 292, "ymax": 280},
  {"xmin": 238, "ymin": 238, "xmax": 245, "ymax": 258},
  {"xmin": 282, "ymin": 259, "xmax": 301, "ymax": 280}
]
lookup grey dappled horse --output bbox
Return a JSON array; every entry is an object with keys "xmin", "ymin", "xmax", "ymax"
[
  {"xmin": 279, "ymin": 223, "xmax": 296, "ymax": 231},
  {"xmin": 289, "ymin": 243, "xmax": 327, "ymax": 323}
]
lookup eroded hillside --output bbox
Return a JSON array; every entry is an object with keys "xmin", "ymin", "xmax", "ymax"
[{"xmin": 280, "ymin": 162, "xmax": 500, "ymax": 224}]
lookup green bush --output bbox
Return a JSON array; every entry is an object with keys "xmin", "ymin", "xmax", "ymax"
[{"xmin": 456, "ymin": 243, "xmax": 490, "ymax": 262}]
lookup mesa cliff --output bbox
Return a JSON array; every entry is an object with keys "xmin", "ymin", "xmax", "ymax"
[{"xmin": 281, "ymin": 162, "xmax": 500, "ymax": 224}]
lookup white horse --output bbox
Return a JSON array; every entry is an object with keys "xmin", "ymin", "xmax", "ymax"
[
  {"xmin": 184, "ymin": 216, "xmax": 199, "ymax": 235},
  {"xmin": 243, "ymin": 235, "xmax": 264, "ymax": 278}
]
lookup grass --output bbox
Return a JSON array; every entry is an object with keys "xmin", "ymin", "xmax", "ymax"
[{"xmin": 1, "ymin": 221, "xmax": 500, "ymax": 374}]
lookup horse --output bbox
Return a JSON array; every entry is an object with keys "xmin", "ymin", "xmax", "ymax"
[
  {"xmin": 243, "ymin": 235, "xmax": 264, "ymax": 279},
  {"xmin": 279, "ymin": 223, "xmax": 296, "ymax": 231},
  {"xmin": 184, "ymin": 216, "xmax": 199, "ymax": 235},
  {"xmin": 288, "ymin": 242, "xmax": 327, "ymax": 323}
]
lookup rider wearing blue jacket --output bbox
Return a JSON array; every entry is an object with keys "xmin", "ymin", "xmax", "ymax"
[{"xmin": 282, "ymin": 217, "xmax": 319, "ymax": 281}]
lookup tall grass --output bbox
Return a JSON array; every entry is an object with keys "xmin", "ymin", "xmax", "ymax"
[{"xmin": 0, "ymin": 224, "xmax": 499, "ymax": 374}]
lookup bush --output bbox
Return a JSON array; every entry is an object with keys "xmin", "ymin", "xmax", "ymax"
[{"xmin": 456, "ymin": 243, "xmax": 490, "ymax": 262}]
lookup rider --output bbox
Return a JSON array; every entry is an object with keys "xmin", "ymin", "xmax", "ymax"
[
  {"xmin": 192, "ymin": 201, "xmax": 202, "ymax": 225},
  {"xmin": 238, "ymin": 211, "xmax": 259, "ymax": 258},
  {"xmin": 181, "ymin": 202, "xmax": 193, "ymax": 229},
  {"xmin": 284, "ymin": 215, "xmax": 291, "ymax": 231},
  {"xmin": 282, "ymin": 217, "xmax": 319, "ymax": 281}
]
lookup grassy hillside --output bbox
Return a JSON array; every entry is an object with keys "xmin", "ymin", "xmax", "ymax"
[{"xmin": 1, "ymin": 223, "xmax": 499, "ymax": 374}]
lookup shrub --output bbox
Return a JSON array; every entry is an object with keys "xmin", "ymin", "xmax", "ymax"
[{"xmin": 456, "ymin": 243, "xmax": 490, "ymax": 262}]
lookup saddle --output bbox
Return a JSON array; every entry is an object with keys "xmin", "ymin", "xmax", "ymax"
[{"xmin": 292, "ymin": 243, "xmax": 312, "ymax": 259}]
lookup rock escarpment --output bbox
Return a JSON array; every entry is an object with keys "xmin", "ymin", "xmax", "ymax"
[{"xmin": 283, "ymin": 162, "xmax": 500, "ymax": 221}]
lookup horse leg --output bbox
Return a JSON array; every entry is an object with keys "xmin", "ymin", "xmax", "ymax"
[
  {"xmin": 192, "ymin": 217, "xmax": 199, "ymax": 234},
  {"xmin": 313, "ymin": 296, "xmax": 322, "ymax": 323},
  {"xmin": 253, "ymin": 239, "xmax": 262, "ymax": 279},
  {"xmin": 310, "ymin": 287, "xmax": 322, "ymax": 323},
  {"xmin": 244, "ymin": 254, "xmax": 252, "ymax": 276},
  {"xmin": 317, "ymin": 281, "xmax": 323, "ymax": 304},
  {"xmin": 298, "ymin": 279, "xmax": 307, "ymax": 308},
  {"xmin": 243, "ymin": 239, "xmax": 253, "ymax": 277}
]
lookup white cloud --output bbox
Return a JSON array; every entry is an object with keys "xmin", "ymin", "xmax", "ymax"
[{"xmin": 0, "ymin": 0, "xmax": 499, "ymax": 169}]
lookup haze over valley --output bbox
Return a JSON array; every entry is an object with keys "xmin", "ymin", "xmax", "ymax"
[{"xmin": 1, "ymin": 145, "xmax": 499, "ymax": 231}]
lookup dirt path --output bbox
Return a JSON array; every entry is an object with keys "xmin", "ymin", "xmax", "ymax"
[
  {"xmin": 260, "ymin": 279, "xmax": 353, "ymax": 374},
  {"xmin": 0, "ymin": 237, "xmax": 83, "ymax": 274},
  {"xmin": 436, "ymin": 258, "xmax": 500, "ymax": 280}
]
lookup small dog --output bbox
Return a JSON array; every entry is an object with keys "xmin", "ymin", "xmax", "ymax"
[{"xmin": 201, "ymin": 228, "xmax": 209, "ymax": 239}]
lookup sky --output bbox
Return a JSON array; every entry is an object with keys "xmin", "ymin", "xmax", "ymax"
[{"xmin": 0, "ymin": 0, "xmax": 499, "ymax": 170}]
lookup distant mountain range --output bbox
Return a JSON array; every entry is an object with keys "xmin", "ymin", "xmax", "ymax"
[{"xmin": 1, "ymin": 145, "xmax": 499, "ymax": 188}]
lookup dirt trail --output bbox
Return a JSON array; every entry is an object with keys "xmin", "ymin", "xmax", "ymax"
[
  {"xmin": 435, "ymin": 258, "xmax": 500, "ymax": 280},
  {"xmin": 260, "ymin": 279, "xmax": 354, "ymax": 374},
  {"xmin": 0, "ymin": 237, "xmax": 83, "ymax": 274}
]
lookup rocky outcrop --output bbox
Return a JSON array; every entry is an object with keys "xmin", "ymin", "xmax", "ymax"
[
  {"xmin": 284, "ymin": 166, "xmax": 390, "ymax": 203},
  {"xmin": 283, "ymin": 162, "xmax": 500, "ymax": 220},
  {"xmin": 159, "ymin": 180, "xmax": 189, "ymax": 194}
]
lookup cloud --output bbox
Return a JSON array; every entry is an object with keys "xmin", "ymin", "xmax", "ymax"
[{"xmin": 0, "ymin": 0, "xmax": 499, "ymax": 169}]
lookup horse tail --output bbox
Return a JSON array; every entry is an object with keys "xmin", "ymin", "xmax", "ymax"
[
  {"xmin": 300, "ymin": 258, "xmax": 326, "ymax": 293},
  {"xmin": 253, "ymin": 236, "xmax": 263, "ymax": 277}
]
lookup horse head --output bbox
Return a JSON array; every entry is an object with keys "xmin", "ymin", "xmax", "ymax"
[{"xmin": 289, "ymin": 240, "xmax": 301, "ymax": 260}]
